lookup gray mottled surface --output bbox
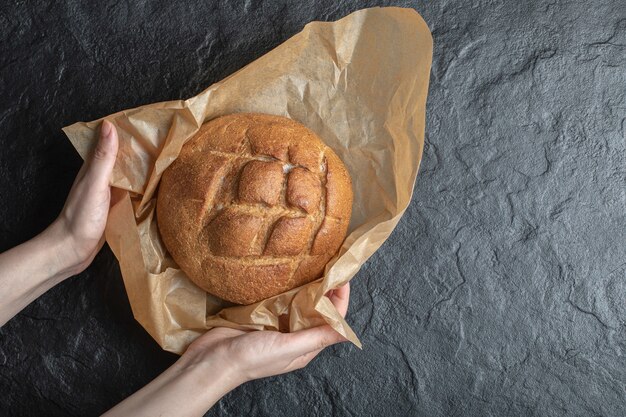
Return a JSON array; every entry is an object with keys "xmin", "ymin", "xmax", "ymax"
[{"xmin": 1, "ymin": 1, "xmax": 625, "ymax": 416}]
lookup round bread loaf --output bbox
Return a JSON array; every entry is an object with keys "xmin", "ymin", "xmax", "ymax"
[{"xmin": 156, "ymin": 113, "xmax": 353, "ymax": 305}]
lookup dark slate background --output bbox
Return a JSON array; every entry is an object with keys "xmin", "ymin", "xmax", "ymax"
[{"xmin": 1, "ymin": 0, "xmax": 624, "ymax": 416}]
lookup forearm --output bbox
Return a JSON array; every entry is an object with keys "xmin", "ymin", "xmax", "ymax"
[
  {"xmin": 103, "ymin": 352, "xmax": 242, "ymax": 417},
  {"xmin": 0, "ymin": 221, "xmax": 75, "ymax": 326}
]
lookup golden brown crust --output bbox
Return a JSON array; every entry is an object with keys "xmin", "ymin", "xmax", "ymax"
[
  {"xmin": 238, "ymin": 160, "xmax": 284, "ymax": 205},
  {"xmin": 264, "ymin": 216, "xmax": 314, "ymax": 256},
  {"xmin": 156, "ymin": 113, "xmax": 353, "ymax": 305},
  {"xmin": 287, "ymin": 168, "xmax": 321, "ymax": 214}
]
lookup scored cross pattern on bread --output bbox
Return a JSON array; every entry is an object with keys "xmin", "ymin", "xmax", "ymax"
[{"xmin": 157, "ymin": 113, "xmax": 353, "ymax": 305}]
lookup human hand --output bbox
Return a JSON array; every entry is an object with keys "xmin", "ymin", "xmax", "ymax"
[
  {"xmin": 50, "ymin": 120, "xmax": 119, "ymax": 275},
  {"xmin": 0, "ymin": 120, "xmax": 119, "ymax": 325},
  {"xmin": 183, "ymin": 283, "xmax": 351, "ymax": 385},
  {"xmin": 104, "ymin": 284, "xmax": 351, "ymax": 417}
]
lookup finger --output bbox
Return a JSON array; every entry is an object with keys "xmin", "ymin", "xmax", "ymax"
[
  {"xmin": 281, "ymin": 325, "xmax": 347, "ymax": 357},
  {"xmin": 328, "ymin": 282, "xmax": 350, "ymax": 318},
  {"xmin": 299, "ymin": 347, "xmax": 323, "ymax": 367},
  {"xmin": 86, "ymin": 120, "xmax": 119, "ymax": 188},
  {"xmin": 287, "ymin": 347, "xmax": 324, "ymax": 372}
]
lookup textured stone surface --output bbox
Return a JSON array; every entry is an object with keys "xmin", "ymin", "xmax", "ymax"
[{"xmin": 0, "ymin": 0, "xmax": 624, "ymax": 416}]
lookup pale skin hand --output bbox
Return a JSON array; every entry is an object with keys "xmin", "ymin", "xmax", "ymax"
[
  {"xmin": 0, "ymin": 120, "xmax": 351, "ymax": 415},
  {"xmin": 56, "ymin": 120, "xmax": 121, "ymax": 273},
  {"xmin": 104, "ymin": 284, "xmax": 350, "ymax": 417},
  {"xmin": 0, "ymin": 120, "xmax": 119, "ymax": 326}
]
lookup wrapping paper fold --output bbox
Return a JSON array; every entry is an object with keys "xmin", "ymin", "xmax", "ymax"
[{"xmin": 62, "ymin": 7, "xmax": 433, "ymax": 354}]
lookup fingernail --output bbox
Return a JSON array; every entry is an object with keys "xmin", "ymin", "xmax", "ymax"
[{"xmin": 101, "ymin": 120, "xmax": 112, "ymax": 138}]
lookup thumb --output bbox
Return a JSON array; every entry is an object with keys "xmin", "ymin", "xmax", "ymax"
[
  {"xmin": 282, "ymin": 325, "xmax": 347, "ymax": 358},
  {"xmin": 87, "ymin": 120, "xmax": 119, "ymax": 188}
]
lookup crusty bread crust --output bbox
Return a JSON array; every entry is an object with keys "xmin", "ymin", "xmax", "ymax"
[{"xmin": 156, "ymin": 113, "xmax": 353, "ymax": 304}]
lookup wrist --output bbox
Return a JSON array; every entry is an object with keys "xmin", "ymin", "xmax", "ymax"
[
  {"xmin": 40, "ymin": 219, "xmax": 85, "ymax": 280},
  {"xmin": 179, "ymin": 345, "xmax": 246, "ymax": 392},
  {"xmin": 104, "ymin": 350, "xmax": 242, "ymax": 417}
]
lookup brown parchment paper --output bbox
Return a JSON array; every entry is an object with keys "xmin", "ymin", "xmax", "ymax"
[{"xmin": 62, "ymin": 7, "xmax": 433, "ymax": 354}]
